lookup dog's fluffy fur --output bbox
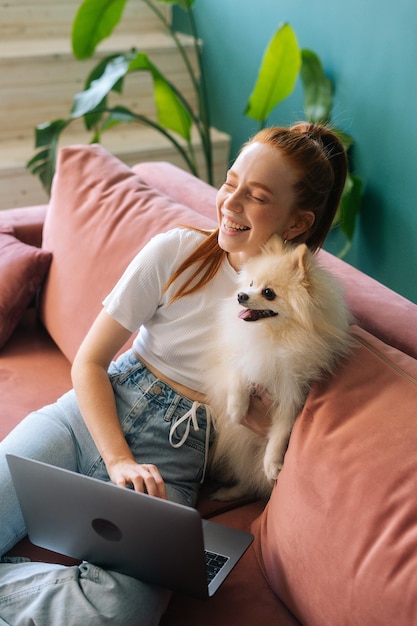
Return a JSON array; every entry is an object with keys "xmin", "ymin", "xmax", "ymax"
[{"xmin": 204, "ymin": 235, "xmax": 351, "ymax": 501}]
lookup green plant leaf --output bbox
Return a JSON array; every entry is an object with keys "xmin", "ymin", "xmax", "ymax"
[
  {"xmin": 27, "ymin": 119, "xmax": 71, "ymax": 194},
  {"xmin": 100, "ymin": 105, "xmax": 138, "ymax": 131},
  {"xmin": 332, "ymin": 172, "xmax": 363, "ymax": 257},
  {"xmin": 338, "ymin": 173, "xmax": 363, "ymax": 240},
  {"xmin": 71, "ymin": 51, "xmax": 193, "ymax": 140},
  {"xmin": 128, "ymin": 52, "xmax": 193, "ymax": 140},
  {"xmin": 156, "ymin": 0, "xmax": 195, "ymax": 8},
  {"xmin": 33, "ymin": 119, "xmax": 70, "ymax": 148},
  {"xmin": 245, "ymin": 23, "xmax": 301, "ymax": 125},
  {"xmin": 84, "ymin": 54, "xmax": 125, "ymax": 94},
  {"xmin": 72, "ymin": 0, "xmax": 128, "ymax": 59},
  {"xmin": 300, "ymin": 49, "xmax": 332, "ymax": 123},
  {"xmin": 71, "ymin": 54, "xmax": 131, "ymax": 118},
  {"xmin": 80, "ymin": 54, "xmax": 126, "ymax": 129},
  {"xmin": 334, "ymin": 128, "xmax": 354, "ymax": 152}
]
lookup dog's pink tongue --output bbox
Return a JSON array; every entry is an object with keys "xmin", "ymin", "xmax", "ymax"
[{"xmin": 238, "ymin": 309, "xmax": 253, "ymax": 320}]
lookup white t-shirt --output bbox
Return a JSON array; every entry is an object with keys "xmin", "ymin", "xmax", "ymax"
[{"xmin": 103, "ymin": 228, "xmax": 238, "ymax": 392}]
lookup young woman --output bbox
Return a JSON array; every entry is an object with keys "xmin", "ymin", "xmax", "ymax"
[{"xmin": 0, "ymin": 122, "xmax": 347, "ymax": 625}]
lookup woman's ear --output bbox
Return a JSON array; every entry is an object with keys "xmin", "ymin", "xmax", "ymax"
[{"xmin": 284, "ymin": 211, "xmax": 315, "ymax": 241}]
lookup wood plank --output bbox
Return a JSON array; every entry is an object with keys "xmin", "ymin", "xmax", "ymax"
[
  {"xmin": 0, "ymin": 1, "xmax": 170, "ymax": 39},
  {"xmin": 0, "ymin": 126, "xmax": 230, "ymax": 210},
  {"xmin": 0, "ymin": 31, "xmax": 196, "ymax": 60},
  {"xmin": 0, "ymin": 33, "xmax": 199, "ymax": 140}
]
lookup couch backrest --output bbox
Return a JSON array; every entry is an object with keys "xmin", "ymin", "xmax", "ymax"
[
  {"xmin": 39, "ymin": 144, "xmax": 417, "ymax": 362},
  {"xmin": 317, "ymin": 250, "xmax": 417, "ymax": 359}
]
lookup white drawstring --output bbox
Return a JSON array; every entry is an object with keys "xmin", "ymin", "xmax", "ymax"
[{"xmin": 169, "ymin": 401, "xmax": 212, "ymax": 483}]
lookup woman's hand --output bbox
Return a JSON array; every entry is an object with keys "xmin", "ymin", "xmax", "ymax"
[
  {"xmin": 241, "ymin": 386, "xmax": 272, "ymax": 437},
  {"xmin": 72, "ymin": 311, "xmax": 167, "ymax": 499},
  {"xmin": 108, "ymin": 458, "xmax": 168, "ymax": 499}
]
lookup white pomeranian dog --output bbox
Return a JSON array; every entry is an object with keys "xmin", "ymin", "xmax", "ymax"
[{"xmin": 205, "ymin": 235, "xmax": 351, "ymax": 501}]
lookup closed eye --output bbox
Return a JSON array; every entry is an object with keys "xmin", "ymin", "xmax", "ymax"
[{"xmin": 249, "ymin": 194, "xmax": 266, "ymax": 203}]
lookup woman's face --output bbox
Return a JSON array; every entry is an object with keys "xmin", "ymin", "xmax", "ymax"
[{"xmin": 216, "ymin": 142, "xmax": 313, "ymax": 269}]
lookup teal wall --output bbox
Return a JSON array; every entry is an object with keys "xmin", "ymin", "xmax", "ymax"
[{"xmin": 175, "ymin": 0, "xmax": 417, "ymax": 304}]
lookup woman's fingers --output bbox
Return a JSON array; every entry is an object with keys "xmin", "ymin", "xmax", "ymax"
[
  {"xmin": 110, "ymin": 461, "xmax": 168, "ymax": 499},
  {"xmin": 130, "ymin": 464, "xmax": 167, "ymax": 499}
]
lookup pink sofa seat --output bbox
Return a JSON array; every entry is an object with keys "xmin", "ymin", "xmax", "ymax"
[
  {"xmin": 0, "ymin": 308, "xmax": 71, "ymax": 437},
  {"xmin": 1, "ymin": 145, "xmax": 417, "ymax": 625}
]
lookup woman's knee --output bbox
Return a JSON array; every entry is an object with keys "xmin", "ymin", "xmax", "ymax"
[{"xmin": 79, "ymin": 563, "xmax": 172, "ymax": 625}]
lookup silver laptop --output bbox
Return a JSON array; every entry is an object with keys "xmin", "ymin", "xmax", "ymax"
[{"xmin": 6, "ymin": 454, "xmax": 253, "ymax": 599}]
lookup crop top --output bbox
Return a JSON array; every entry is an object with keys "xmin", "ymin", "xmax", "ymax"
[{"xmin": 103, "ymin": 228, "xmax": 238, "ymax": 392}]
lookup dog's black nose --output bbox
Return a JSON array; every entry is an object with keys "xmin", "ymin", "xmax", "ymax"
[{"xmin": 237, "ymin": 292, "xmax": 249, "ymax": 304}]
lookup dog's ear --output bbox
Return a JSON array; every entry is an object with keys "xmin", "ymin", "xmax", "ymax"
[
  {"xmin": 292, "ymin": 244, "xmax": 312, "ymax": 290},
  {"xmin": 263, "ymin": 234, "xmax": 285, "ymax": 255}
]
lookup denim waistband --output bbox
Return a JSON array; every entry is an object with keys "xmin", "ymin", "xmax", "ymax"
[{"xmin": 110, "ymin": 350, "xmax": 213, "ymax": 483}]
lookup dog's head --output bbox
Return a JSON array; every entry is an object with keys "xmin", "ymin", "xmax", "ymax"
[
  {"xmin": 236, "ymin": 286, "xmax": 279, "ymax": 321},
  {"xmin": 236, "ymin": 235, "xmax": 313, "ymax": 325}
]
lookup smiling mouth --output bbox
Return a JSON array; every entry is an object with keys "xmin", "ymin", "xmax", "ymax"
[
  {"xmin": 223, "ymin": 218, "xmax": 250, "ymax": 232},
  {"xmin": 238, "ymin": 308, "xmax": 278, "ymax": 322}
]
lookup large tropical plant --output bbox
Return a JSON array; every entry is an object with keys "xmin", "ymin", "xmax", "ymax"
[
  {"xmin": 27, "ymin": 0, "xmax": 362, "ymax": 256},
  {"xmin": 28, "ymin": 0, "xmax": 209, "ymax": 188}
]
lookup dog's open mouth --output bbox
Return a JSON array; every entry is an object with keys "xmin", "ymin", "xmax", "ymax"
[{"xmin": 238, "ymin": 308, "xmax": 278, "ymax": 322}]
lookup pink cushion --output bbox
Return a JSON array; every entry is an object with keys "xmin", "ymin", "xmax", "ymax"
[
  {"xmin": 131, "ymin": 161, "xmax": 218, "ymax": 223},
  {"xmin": 0, "ymin": 231, "xmax": 52, "ymax": 348},
  {"xmin": 40, "ymin": 144, "xmax": 216, "ymax": 362},
  {"xmin": 253, "ymin": 325, "xmax": 417, "ymax": 625},
  {"xmin": 0, "ymin": 205, "xmax": 48, "ymax": 248}
]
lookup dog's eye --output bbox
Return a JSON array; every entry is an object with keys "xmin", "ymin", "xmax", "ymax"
[
  {"xmin": 249, "ymin": 280, "xmax": 253, "ymax": 287},
  {"xmin": 262, "ymin": 288, "xmax": 276, "ymax": 301}
]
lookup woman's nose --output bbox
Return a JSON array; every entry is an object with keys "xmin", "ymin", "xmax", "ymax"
[{"xmin": 224, "ymin": 189, "xmax": 243, "ymax": 212}]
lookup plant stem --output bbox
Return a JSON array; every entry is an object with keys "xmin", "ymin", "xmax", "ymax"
[
  {"xmin": 141, "ymin": 0, "xmax": 213, "ymax": 183},
  {"xmin": 186, "ymin": 7, "xmax": 213, "ymax": 184},
  {"xmin": 105, "ymin": 107, "xmax": 200, "ymax": 176}
]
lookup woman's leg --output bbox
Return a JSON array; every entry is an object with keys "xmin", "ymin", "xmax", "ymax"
[
  {"xmin": 0, "ymin": 351, "xmax": 212, "ymax": 624},
  {"xmin": 0, "ymin": 389, "xmax": 99, "ymax": 557},
  {"xmin": 0, "ymin": 386, "xmax": 172, "ymax": 626}
]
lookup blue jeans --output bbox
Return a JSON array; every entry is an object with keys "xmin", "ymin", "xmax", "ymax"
[{"xmin": 0, "ymin": 351, "xmax": 212, "ymax": 625}]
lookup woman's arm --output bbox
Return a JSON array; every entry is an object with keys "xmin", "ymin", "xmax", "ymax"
[
  {"xmin": 71, "ymin": 309, "xmax": 167, "ymax": 498},
  {"xmin": 241, "ymin": 388, "xmax": 272, "ymax": 437}
]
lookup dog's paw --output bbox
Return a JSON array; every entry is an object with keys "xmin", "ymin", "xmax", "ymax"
[
  {"xmin": 227, "ymin": 404, "xmax": 246, "ymax": 424},
  {"xmin": 263, "ymin": 425, "xmax": 291, "ymax": 481},
  {"xmin": 263, "ymin": 448, "xmax": 284, "ymax": 482},
  {"xmin": 226, "ymin": 396, "xmax": 248, "ymax": 424},
  {"xmin": 228, "ymin": 410, "xmax": 245, "ymax": 424}
]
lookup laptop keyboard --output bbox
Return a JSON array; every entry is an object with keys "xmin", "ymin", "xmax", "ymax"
[{"xmin": 205, "ymin": 550, "xmax": 229, "ymax": 584}]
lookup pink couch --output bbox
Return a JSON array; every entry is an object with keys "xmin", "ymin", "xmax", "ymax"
[{"xmin": 1, "ymin": 144, "xmax": 417, "ymax": 625}]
